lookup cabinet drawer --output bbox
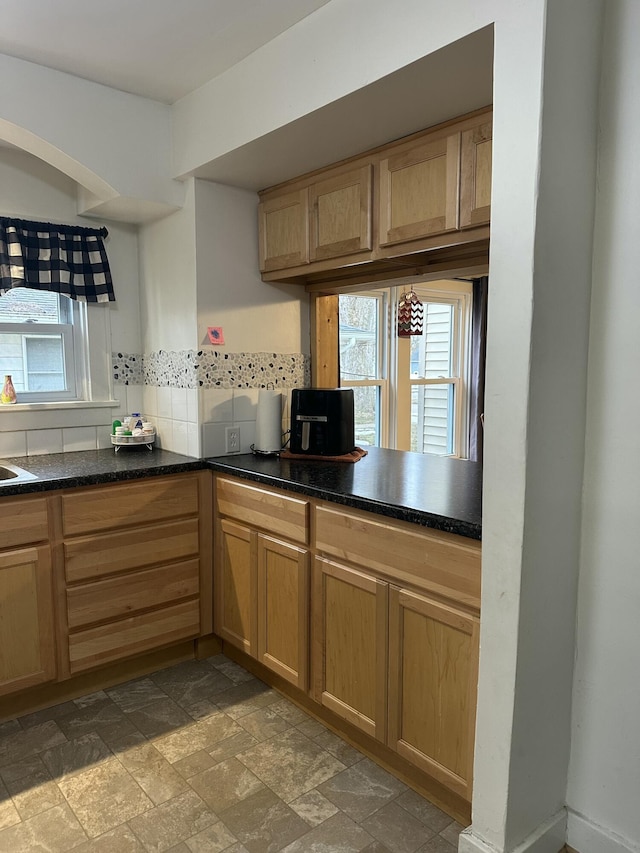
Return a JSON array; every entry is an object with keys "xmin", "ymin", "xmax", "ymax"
[
  {"xmin": 315, "ymin": 504, "xmax": 481, "ymax": 610},
  {"xmin": 216, "ymin": 477, "xmax": 309, "ymax": 545},
  {"xmin": 66, "ymin": 558, "xmax": 199, "ymax": 629},
  {"xmin": 61, "ymin": 475, "xmax": 199, "ymax": 536},
  {"xmin": 64, "ymin": 518, "xmax": 199, "ymax": 583},
  {"xmin": 68, "ymin": 599, "xmax": 200, "ymax": 673},
  {"xmin": 1, "ymin": 496, "xmax": 48, "ymax": 548}
]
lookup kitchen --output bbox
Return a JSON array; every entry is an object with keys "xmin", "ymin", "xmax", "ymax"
[{"xmin": 0, "ymin": 2, "xmax": 638, "ymax": 853}]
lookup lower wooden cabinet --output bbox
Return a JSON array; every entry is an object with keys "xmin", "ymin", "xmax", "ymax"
[
  {"xmin": 388, "ymin": 586, "xmax": 479, "ymax": 801},
  {"xmin": 214, "ymin": 499, "xmax": 310, "ymax": 690},
  {"xmin": 0, "ymin": 545, "xmax": 56, "ymax": 696},
  {"xmin": 312, "ymin": 557, "xmax": 388, "ymax": 741}
]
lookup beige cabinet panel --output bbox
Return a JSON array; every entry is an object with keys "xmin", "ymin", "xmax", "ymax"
[
  {"xmin": 460, "ymin": 120, "xmax": 493, "ymax": 228},
  {"xmin": 388, "ymin": 586, "xmax": 479, "ymax": 800},
  {"xmin": 379, "ymin": 134, "xmax": 460, "ymax": 246},
  {"xmin": 257, "ymin": 535, "xmax": 309, "ymax": 690},
  {"xmin": 312, "ymin": 556, "xmax": 388, "ymax": 741},
  {"xmin": 309, "ymin": 166, "xmax": 372, "ymax": 261},
  {"xmin": 0, "ymin": 545, "xmax": 56, "ymax": 696},
  {"xmin": 1, "ymin": 496, "xmax": 48, "ymax": 549},
  {"xmin": 216, "ymin": 476, "xmax": 309, "ymax": 545},
  {"xmin": 214, "ymin": 518, "xmax": 257, "ymax": 656},
  {"xmin": 258, "ymin": 189, "xmax": 309, "ymax": 271}
]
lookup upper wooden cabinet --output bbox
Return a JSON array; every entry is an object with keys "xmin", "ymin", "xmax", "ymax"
[
  {"xmin": 309, "ymin": 165, "xmax": 372, "ymax": 261},
  {"xmin": 379, "ymin": 134, "xmax": 460, "ymax": 247},
  {"xmin": 258, "ymin": 108, "xmax": 492, "ymax": 281},
  {"xmin": 460, "ymin": 119, "xmax": 493, "ymax": 228}
]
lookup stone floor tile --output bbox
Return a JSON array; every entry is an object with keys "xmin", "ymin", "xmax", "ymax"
[
  {"xmin": 395, "ymin": 791, "xmax": 452, "ymax": 833},
  {"xmin": 116, "ymin": 741, "xmax": 190, "ymax": 805},
  {"xmin": 184, "ymin": 819, "xmax": 238, "ymax": 852},
  {"xmin": 207, "ymin": 731, "xmax": 258, "ymax": 765},
  {"xmin": 295, "ymin": 718, "xmax": 327, "ymax": 739},
  {"xmin": 361, "ymin": 843, "xmax": 394, "ymax": 853},
  {"xmin": 0, "ymin": 754, "xmax": 49, "ymax": 787},
  {"xmin": 312, "ymin": 728, "xmax": 364, "ymax": 767},
  {"xmin": 279, "ymin": 811, "xmax": 374, "ymax": 853},
  {"xmin": 189, "ymin": 757, "xmax": 265, "ymax": 813},
  {"xmin": 73, "ymin": 822, "xmax": 146, "ymax": 852},
  {"xmin": 360, "ymin": 800, "xmax": 434, "ymax": 853},
  {"xmin": 268, "ymin": 699, "xmax": 309, "ymax": 727},
  {"xmin": 154, "ymin": 715, "xmax": 243, "ymax": 764},
  {"xmin": 18, "ymin": 701, "xmax": 79, "ymax": 730},
  {"xmin": 236, "ymin": 706, "xmax": 291, "ymax": 742},
  {"xmin": 317, "ymin": 758, "xmax": 407, "ymax": 823},
  {"xmin": 288, "ymin": 788, "xmax": 339, "ymax": 826},
  {"xmin": 72, "ymin": 690, "xmax": 110, "ymax": 710},
  {"xmin": 173, "ymin": 750, "xmax": 216, "ymax": 780},
  {"xmin": 0, "ymin": 802, "xmax": 87, "ymax": 852},
  {"xmin": 416, "ymin": 837, "xmax": 456, "ymax": 853},
  {"xmin": 439, "ymin": 820, "xmax": 466, "ymax": 845},
  {"xmin": 206, "ymin": 657, "xmax": 255, "ymax": 686},
  {"xmin": 93, "ymin": 716, "xmax": 144, "ymax": 746},
  {"xmin": 40, "ymin": 731, "xmax": 112, "ymax": 781},
  {"xmin": 58, "ymin": 757, "xmax": 153, "ymax": 838},
  {"xmin": 106, "ymin": 678, "xmax": 169, "ymax": 713},
  {"xmin": 238, "ymin": 728, "xmax": 346, "ymax": 803},
  {"xmin": 0, "ymin": 721, "xmax": 20, "ymax": 740},
  {"xmin": 55, "ymin": 703, "xmax": 128, "ymax": 740},
  {"xmin": 125, "ymin": 697, "xmax": 195, "ymax": 739},
  {"xmin": 0, "ymin": 720, "xmax": 67, "ymax": 768},
  {"xmin": 128, "ymin": 789, "xmax": 218, "ymax": 853},
  {"xmin": 218, "ymin": 787, "xmax": 308, "ymax": 853},
  {"xmin": 5, "ymin": 766, "xmax": 65, "ymax": 820},
  {"xmin": 213, "ymin": 682, "xmax": 280, "ymax": 721},
  {"xmin": 150, "ymin": 661, "xmax": 234, "ymax": 713},
  {"xmin": 0, "ymin": 795, "xmax": 20, "ymax": 832}
]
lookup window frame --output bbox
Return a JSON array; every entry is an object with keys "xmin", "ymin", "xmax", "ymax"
[{"xmin": 338, "ymin": 278, "xmax": 473, "ymax": 458}]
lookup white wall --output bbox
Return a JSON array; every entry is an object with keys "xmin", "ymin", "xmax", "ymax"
[
  {"xmin": 568, "ymin": 2, "xmax": 640, "ymax": 852},
  {"xmin": 0, "ymin": 146, "xmax": 142, "ymax": 457}
]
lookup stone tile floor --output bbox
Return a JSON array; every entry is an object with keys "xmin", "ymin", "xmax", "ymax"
[{"xmin": 0, "ymin": 655, "xmax": 466, "ymax": 852}]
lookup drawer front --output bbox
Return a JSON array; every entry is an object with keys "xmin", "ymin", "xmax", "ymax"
[
  {"xmin": 1, "ymin": 497, "xmax": 48, "ymax": 548},
  {"xmin": 68, "ymin": 599, "xmax": 200, "ymax": 673},
  {"xmin": 67, "ymin": 558, "xmax": 200, "ymax": 629},
  {"xmin": 64, "ymin": 518, "xmax": 199, "ymax": 583},
  {"xmin": 216, "ymin": 477, "xmax": 309, "ymax": 545},
  {"xmin": 61, "ymin": 475, "xmax": 199, "ymax": 536},
  {"xmin": 315, "ymin": 504, "xmax": 481, "ymax": 610}
]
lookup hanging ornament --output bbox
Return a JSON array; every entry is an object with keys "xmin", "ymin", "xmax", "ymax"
[{"xmin": 397, "ymin": 287, "xmax": 423, "ymax": 337}]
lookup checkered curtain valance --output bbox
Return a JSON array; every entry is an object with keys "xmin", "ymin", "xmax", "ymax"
[{"xmin": 0, "ymin": 217, "xmax": 115, "ymax": 303}]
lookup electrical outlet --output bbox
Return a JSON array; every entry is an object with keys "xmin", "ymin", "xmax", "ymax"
[{"xmin": 225, "ymin": 425, "xmax": 241, "ymax": 454}]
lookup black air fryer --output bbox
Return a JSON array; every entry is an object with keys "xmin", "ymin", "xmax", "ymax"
[{"xmin": 290, "ymin": 388, "xmax": 355, "ymax": 456}]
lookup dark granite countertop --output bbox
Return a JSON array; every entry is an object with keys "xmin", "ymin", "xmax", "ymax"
[
  {"xmin": 207, "ymin": 446, "xmax": 482, "ymax": 540},
  {"xmin": 0, "ymin": 448, "xmax": 203, "ymax": 496},
  {"xmin": 1, "ymin": 446, "xmax": 482, "ymax": 540}
]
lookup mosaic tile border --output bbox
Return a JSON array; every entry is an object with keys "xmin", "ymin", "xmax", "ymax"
[{"xmin": 114, "ymin": 350, "xmax": 310, "ymax": 390}]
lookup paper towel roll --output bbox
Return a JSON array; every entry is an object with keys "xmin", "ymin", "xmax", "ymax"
[{"xmin": 255, "ymin": 389, "xmax": 282, "ymax": 452}]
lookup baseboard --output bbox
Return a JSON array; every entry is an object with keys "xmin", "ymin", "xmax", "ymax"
[
  {"xmin": 567, "ymin": 809, "xmax": 639, "ymax": 853},
  {"xmin": 459, "ymin": 810, "xmax": 566, "ymax": 853}
]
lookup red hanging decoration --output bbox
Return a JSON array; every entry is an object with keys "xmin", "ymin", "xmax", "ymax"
[{"xmin": 397, "ymin": 287, "xmax": 423, "ymax": 337}]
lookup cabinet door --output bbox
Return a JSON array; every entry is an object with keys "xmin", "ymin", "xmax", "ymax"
[
  {"xmin": 312, "ymin": 556, "xmax": 388, "ymax": 741},
  {"xmin": 388, "ymin": 586, "xmax": 479, "ymax": 801},
  {"xmin": 379, "ymin": 133, "xmax": 460, "ymax": 246},
  {"xmin": 0, "ymin": 546, "xmax": 56, "ymax": 696},
  {"xmin": 309, "ymin": 166, "xmax": 372, "ymax": 261},
  {"xmin": 258, "ymin": 189, "xmax": 309, "ymax": 271},
  {"xmin": 214, "ymin": 519, "xmax": 257, "ymax": 656},
  {"xmin": 257, "ymin": 535, "xmax": 309, "ymax": 690},
  {"xmin": 460, "ymin": 120, "xmax": 492, "ymax": 228}
]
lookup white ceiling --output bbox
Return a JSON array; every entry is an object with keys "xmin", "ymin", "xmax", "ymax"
[
  {"xmin": 0, "ymin": 0, "xmax": 333, "ymax": 104},
  {"xmin": 0, "ymin": 1, "xmax": 493, "ymax": 193}
]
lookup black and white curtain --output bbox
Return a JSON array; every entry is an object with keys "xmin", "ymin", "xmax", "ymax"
[
  {"xmin": 469, "ymin": 276, "xmax": 488, "ymax": 463},
  {"xmin": 0, "ymin": 217, "xmax": 115, "ymax": 303}
]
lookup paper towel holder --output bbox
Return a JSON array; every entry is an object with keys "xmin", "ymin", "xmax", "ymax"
[{"xmin": 251, "ymin": 384, "xmax": 283, "ymax": 456}]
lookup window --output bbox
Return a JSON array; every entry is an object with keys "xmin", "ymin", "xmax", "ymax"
[
  {"xmin": 0, "ymin": 287, "xmax": 84, "ymax": 402},
  {"xmin": 339, "ymin": 280, "xmax": 473, "ymax": 457}
]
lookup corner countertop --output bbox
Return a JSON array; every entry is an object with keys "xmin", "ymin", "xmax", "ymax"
[
  {"xmin": 207, "ymin": 446, "xmax": 482, "ymax": 540},
  {"xmin": 0, "ymin": 447, "xmax": 203, "ymax": 496},
  {"xmin": 1, "ymin": 446, "xmax": 482, "ymax": 540}
]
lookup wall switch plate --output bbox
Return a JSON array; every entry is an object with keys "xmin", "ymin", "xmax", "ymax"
[{"xmin": 225, "ymin": 425, "xmax": 241, "ymax": 453}]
